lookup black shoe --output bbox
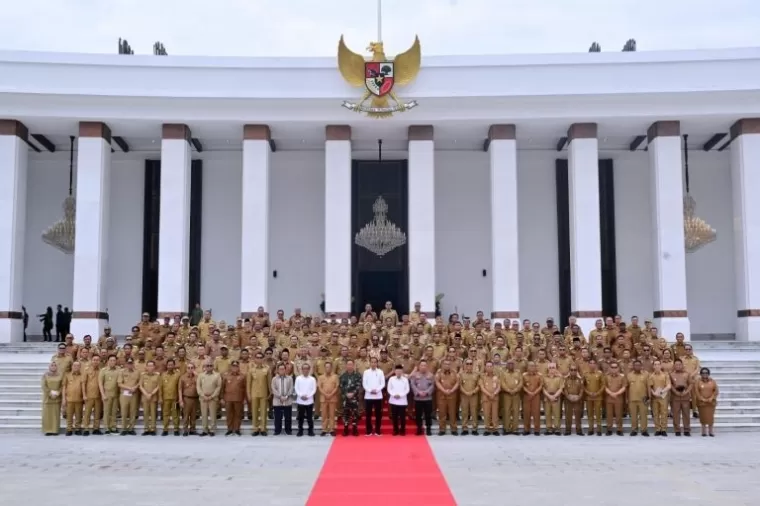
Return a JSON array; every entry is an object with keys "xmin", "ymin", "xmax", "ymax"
[
  {"xmin": 93, "ymin": 430, "xmax": 103, "ymax": 435},
  {"xmin": 684, "ymin": 431, "xmax": 691, "ymax": 437},
  {"xmin": 617, "ymin": 431, "xmax": 624, "ymax": 436},
  {"xmin": 352, "ymin": 427, "xmax": 359, "ymax": 437},
  {"xmin": 225, "ymin": 431, "xmax": 233, "ymax": 436},
  {"xmin": 461, "ymin": 430, "xmax": 469, "ymax": 436},
  {"xmin": 251, "ymin": 431, "xmax": 259, "ymax": 437},
  {"xmin": 483, "ymin": 431, "xmax": 490, "ymax": 436},
  {"xmin": 630, "ymin": 431, "xmax": 638, "ymax": 436},
  {"xmin": 642, "ymin": 431, "xmax": 650, "ymax": 437},
  {"xmin": 693, "ymin": 412, "xmax": 698, "ymax": 419},
  {"xmin": 400, "ymin": 429, "xmax": 405, "ymax": 436},
  {"xmin": 523, "ymin": 432, "xmax": 530, "ymax": 436},
  {"xmin": 472, "ymin": 430, "xmax": 479, "ymax": 436},
  {"xmin": 662, "ymin": 432, "xmax": 668, "ymax": 437},
  {"xmin": 491, "ymin": 431, "xmax": 499, "ymax": 436},
  {"xmin": 343, "ymin": 427, "xmax": 350, "ymax": 437},
  {"xmin": 285, "ymin": 430, "xmax": 293, "ymax": 435},
  {"xmin": 321, "ymin": 432, "xmax": 328, "ymax": 437},
  {"xmin": 130, "ymin": 430, "xmax": 137, "ymax": 435},
  {"xmin": 308, "ymin": 430, "xmax": 315, "ymax": 437},
  {"xmin": 209, "ymin": 432, "xmax": 215, "ymax": 437},
  {"xmin": 605, "ymin": 431, "xmax": 612, "ymax": 436},
  {"xmin": 162, "ymin": 431, "xmax": 169, "ymax": 436},
  {"xmin": 564, "ymin": 432, "xmax": 571, "ymax": 436},
  {"xmin": 142, "ymin": 432, "xmax": 150, "ymax": 436},
  {"xmin": 182, "ymin": 431, "xmax": 188, "ymax": 437},
  {"xmin": 82, "ymin": 431, "xmax": 90, "ymax": 436},
  {"xmin": 392, "ymin": 430, "xmax": 399, "ymax": 436},
  {"xmin": 261, "ymin": 431, "xmax": 268, "ymax": 436},
  {"xmin": 200, "ymin": 432, "xmax": 207, "ymax": 437},
  {"xmin": 65, "ymin": 431, "xmax": 72, "ymax": 436},
  {"xmin": 426, "ymin": 428, "xmax": 432, "ymax": 436},
  {"xmin": 174, "ymin": 431, "xmax": 180, "ymax": 436},
  {"xmin": 416, "ymin": 428, "xmax": 423, "ymax": 436},
  {"xmin": 297, "ymin": 430, "xmax": 304, "ymax": 437},
  {"xmin": 235, "ymin": 431, "xmax": 242, "ymax": 436},
  {"xmin": 74, "ymin": 430, "xmax": 82, "ymax": 435},
  {"xmin": 451, "ymin": 431, "xmax": 459, "ymax": 436},
  {"xmin": 274, "ymin": 431, "xmax": 282, "ymax": 436},
  {"xmin": 438, "ymin": 431, "xmax": 445, "ymax": 436},
  {"xmin": 120, "ymin": 431, "xmax": 128, "ymax": 436},
  {"xmin": 555, "ymin": 432, "xmax": 562, "ymax": 436},
  {"xmin": 675, "ymin": 432, "xmax": 681, "ymax": 436}
]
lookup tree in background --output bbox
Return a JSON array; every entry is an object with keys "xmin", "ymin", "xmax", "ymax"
[
  {"xmin": 622, "ymin": 39, "xmax": 637, "ymax": 52},
  {"xmin": 118, "ymin": 38, "xmax": 134, "ymax": 55},
  {"xmin": 153, "ymin": 42, "xmax": 168, "ymax": 55},
  {"xmin": 588, "ymin": 42, "xmax": 601, "ymax": 52}
]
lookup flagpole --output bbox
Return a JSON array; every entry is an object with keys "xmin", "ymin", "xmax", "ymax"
[{"xmin": 377, "ymin": 0, "xmax": 383, "ymax": 42}]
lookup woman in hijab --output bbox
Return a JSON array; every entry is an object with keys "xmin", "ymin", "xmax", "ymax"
[
  {"xmin": 694, "ymin": 367, "xmax": 719, "ymax": 437},
  {"xmin": 41, "ymin": 361, "xmax": 64, "ymax": 435}
]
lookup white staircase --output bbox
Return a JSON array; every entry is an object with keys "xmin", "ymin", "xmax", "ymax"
[{"xmin": 1, "ymin": 341, "xmax": 759, "ymax": 433}]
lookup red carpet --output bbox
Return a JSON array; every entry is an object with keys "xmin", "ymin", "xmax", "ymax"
[{"xmin": 306, "ymin": 436, "xmax": 457, "ymax": 506}]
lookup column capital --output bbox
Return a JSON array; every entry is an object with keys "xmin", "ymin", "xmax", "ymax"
[
  {"xmin": 0, "ymin": 119, "xmax": 28, "ymax": 140},
  {"xmin": 730, "ymin": 118, "xmax": 760, "ymax": 141},
  {"xmin": 646, "ymin": 121, "xmax": 680, "ymax": 143},
  {"xmin": 488, "ymin": 124, "xmax": 516, "ymax": 141},
  {"xmin": 79, "ymin": 122, "xmax": 112, "ymax": 143},
  {"xmin": 567, "ymin": 123, "xmax": 597, "ymax": 141},
  {"xmin": 408, "ymin": 125, "xmax": 434, "ymax": 141},
  {"xmin": 326, "ymin": 125, "xmax": 351, "ymax": 141},
  {"xmin": 162, "ymin": 123, "xmax": 192, "ymax": 142},
  {"xmin": 244, "ymin": 124, "xmax": 271, "ymax": 140}
]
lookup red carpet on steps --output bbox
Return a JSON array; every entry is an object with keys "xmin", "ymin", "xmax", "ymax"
[{"xmin": 306, "ymin": 435, "xmax": 457, "ymax": 506}]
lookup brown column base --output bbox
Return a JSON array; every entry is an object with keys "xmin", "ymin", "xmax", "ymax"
[
  {"xmin": 570, "ymin": 311, "xmax": 603, "ymax": 318},
  {"xmin": 325, "ymin": 312, "xmax": 351, "ymax": 319},
  {"xmin": 0, "ymin": 311, "xmax": 23, "ymax": 319},
  {"xmin": 737, "ymin": 310, "xmax": 760, "ymax": 317},
  {"xmin": 652, "ymin": 310, "xmax": 687, "ymax": 318},
  {"xmin": 71, "ymin": 311, "xmax": 109, "ymax": 320},
  {"xmin": 157, "ymin": 312, "xmax": 184, "ymax": 320},
  {"xmin": 491, "ymin": 311, "xmax": 519, "ymax": 319}
]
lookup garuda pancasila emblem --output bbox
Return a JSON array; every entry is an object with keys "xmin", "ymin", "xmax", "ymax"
[{"xmin": 338, "ymin": 35, "xmax": 421, "ymax": 119}]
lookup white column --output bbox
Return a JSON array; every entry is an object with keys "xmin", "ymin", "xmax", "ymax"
[
  {"xmin": 488, "ymin": 125, "xmax": 520, "ymax": 325},
  {"xmin": 0, "ymin": 120, "xmax": 28, "ymax": 342},
  {"xmin": 408, "ymin": 126, "xmax": 436, "ymax": 318},
  {"xmin": 71, "ymin": 122, "xmax": 112, "ymax": 339},
  {"xmin": 730, "ymin": 118, "xmax": 760, "ymax": 341},
  {"xmin": 157, "ymin": 124, "xmax": 192, "ymax": 318},
  {"xmin": 567, "ymin": 123, "xmax": 602, "ymax": 335},
  {"xmin": 241, "ymin": 125, "xmax": 271, "ymax": 318},
  {"xmin": 324, "ymin": 125, "xmax": 352, "ymax": 319},
  {"xmin": 647, "ymin": 121, "xmax": 690, "ymax": 340}
]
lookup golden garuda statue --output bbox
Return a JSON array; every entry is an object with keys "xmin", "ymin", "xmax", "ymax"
[{"xmin": 337, "ymin": 35, "xmax": 421, "ymax": 118}]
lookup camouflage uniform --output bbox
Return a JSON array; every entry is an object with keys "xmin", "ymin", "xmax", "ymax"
[{"xmin": 339, "ymin": 371, "xmax": 363, "ymax": 433}]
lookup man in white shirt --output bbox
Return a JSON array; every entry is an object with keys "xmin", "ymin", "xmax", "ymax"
[
  {"xmin": 387, "ymin": 365, "xmax": 410, "ymax": 436},
  {"xmin": 294, "ymin": 363, "xmax": 317, "ymax": 437},
  {"xmin": 362, "ymin": 357, "xmax": 386, "ymax": 436}
]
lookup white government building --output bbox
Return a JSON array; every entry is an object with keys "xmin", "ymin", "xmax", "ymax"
[{"xmin": 0, "ymin": 44, "xmax": 760, "ymax": 343}]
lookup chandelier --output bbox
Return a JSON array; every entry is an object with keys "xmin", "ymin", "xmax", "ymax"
[
  {"xmin": 682, "ymin": 134, "xmax": 716, "ymax": 253},
  {"xmin": 355, "ymin": 196, "xmax": 406, "ymax": 257},
  {"xmin": 42, "ymin": 136, "xmax": 76, "ymax": 255}
]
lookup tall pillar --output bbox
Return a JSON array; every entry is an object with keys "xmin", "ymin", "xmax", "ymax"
[
  {"xmin": 408, "ymin": 126, "xmax": 436, "ymax": 318},
  {"xmin": 71, "ymin": 122, "xmax": 112, "ymax": 339},
  {"xmin": 567, "ymin": 123, "xmax": 602, "ymax": 334},
  {"xmin": 157, "ymin": 124, "xmax": 192, "ymax": 319},
  {"xmin": 648, "ymin": 121, "xmax": 690, "ymax": 340},
  {"xmin": 488, "ymin": 125, "xmax": 520, "ymax": 324},
  {"xmin": 0, "ymin": 120, "xmax": 28, "ymax": 343},
  {"xmin": 730, "ymin": 118, "xmax": 760, "ymax": 341},
  {"xmin": 324, "ymin": 125, "xmax": 352, "ymax": 319},
  {"xmin": 241, "ymin": 125, "xmax": 271, "ymax": 318}
]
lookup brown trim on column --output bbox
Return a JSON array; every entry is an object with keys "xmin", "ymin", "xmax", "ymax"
[
  {"xmin": 0, "ymin": 311, "xmax": 23, "ymax": 319},
  {"xmin": 422, "ymin": 312, "xmax": 435, "ymax": 319},
  {"xmin": 570, "ymin": 311, "xmax": 603, "ymax": 318},
  {"xmin": 326, "ymin": 312, "xmax": 351, "ymax": 319},
  {"xmin": 326, "ymin": 125, "xmax": 351, "ymax": 141},
  {"xmin": 491, "ymin": 311, "xmax": 520, "ymax": 319},
  {"xmin": 652, "ymin": 310, "xmax": 687, "ymax": 318},
  {"xmin": 737, "ymin": 309, "xmax": 760, "ymax": 317},
  {"xmin": 730, "ymin": 119, "xmax": 760, "ymax": 141},
  {"xmin": 408, "ymin": 125, "xmax": 434, "ymax": 141},
  {"xmin": 567, "ymin": 123, "xmax": 597, "ymax": 141},
  {"xmin": 646, "ymin": 121, "xmax": 680, "ymax": 143},
  {"xmin": 488, "ymin": 124, "xmax": 516, "ymax": 141},
  {"xmin": 162, "ymin": 124, "xmax": 191, "ymax": 142},
  {"xmin": 79, "ymin": 122, "xmax": 112, "ymax": 143},
  {"xmin": 240, "ymin": 312, "xmax": 255, "ymax": 320},
  {"xmin": 71, "ymin": 311, "xmax": 109, "ymax": 320},
  {"xmin": 244, "ymin": 124, "xmax": 271, "ymax": 141},
  {"xmin": 0, "ymin": 120, "xmax": 29, "ymax": 140}
]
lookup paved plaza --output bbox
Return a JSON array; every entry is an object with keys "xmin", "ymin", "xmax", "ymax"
[{"xmin": 0, "ymin": 434, "xmax": 758, "ymax": 505}]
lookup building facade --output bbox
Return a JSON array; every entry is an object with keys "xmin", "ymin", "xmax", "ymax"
[{"xmin": 1, "ymin": 48, "xmax": 760, "ymax": 342}]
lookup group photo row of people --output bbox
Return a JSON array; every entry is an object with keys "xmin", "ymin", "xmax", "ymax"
[{"xmin": 40, "ymin": 303, "xmax": 720, "ymax": 438}]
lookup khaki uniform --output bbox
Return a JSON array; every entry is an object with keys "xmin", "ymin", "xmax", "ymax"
[
  {"xmin": 41, "ymin": 373, "xmax": 63, "ymax": 435},
  {"xmin": 522, "ymin": 372, "xmax": 542, "ymax": 434},
  {"xmin": 140, "ymin": 372, "xmax": 161, "ymax": 432},
  {"xmin": 562, "ymin": 374, "xmax": 584, "ymax": 434},
  {"xmin": 247, "ymin": 365, "xmax": 271, "ymax": 433},
  {"xmin": 318, "ymin": 374, "xmax": 339, "ymax": 433},
  {"xmin": 435, "ymin": 370, "xmax": 459, "ymax": 432},
  {"xmin": 160, "ymin": 370, "xmax": 181, "ymax": 432},
  {"xmin": 98, "ymin": 366, "xmax": 121, "ymax": 432},
  {"xmin": 458, "ymin": 371, "xmax": 480, "ymax": 431},
  {"xmin": 604, "ymin": 373, "xmax": 627, "ymax": 433},
  {"xmin": 627, "ymin": 371, "xmax": 650, "ymax": 432},
  {"xmin": 197, "ymin": 371, "xmax": 222, "ymax": 433},
  {"xmin": 179, "ymin": 373, "xmax": 199, "ymax": 432},
  {"xmin": 500, "ymin": 370, "xmax": 523, "ymax": 433},
  {"xmin": 63, "ymin": 371, "xmax": 85, "ymax": 431},
  {"xmin": 222, "ymin": 372, "xmax": 246, "ymax": 432},
  {"xmin": 479, "ymin": 373, "xmax": 500, "ymax": 431},
  {"xmin": 117, "ymin": 368, "xmax": 141, "ymax": 431},
  {"xmin": 670, "ymin": 370, "xmax": 692, "ymax": 433},
  {"xmin": 542, "ymin": 375, "xmax": 564, "ymax": 432},
  {"xmin": 648, "ymin": 371, "xmax": 671, "ymax": 432},
  {"xmin": 583, "ymin": 371, "xmax": 605, "ymax": 434},
  {"xmin": 83, "ymin": 366, "xmax": 102, "ymax": 431}
]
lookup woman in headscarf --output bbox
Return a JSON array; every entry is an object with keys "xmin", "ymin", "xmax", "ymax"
[
  {"xmin": 694, "ymin": 367, "xmax": 719, "ymax": 437},
  {"xmin": 41, "ymin": 361, "xmax": 64, "ymax": 435}
]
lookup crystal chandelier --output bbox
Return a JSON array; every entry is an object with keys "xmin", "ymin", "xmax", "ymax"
[
  {"xmin": 42, "ymin": 136, "xmax": 76, "ymax": 255},
  {"xmin": 682, "ymin": 134, "xmax": 716, "ymax": 253},
  {"xmin": 355, "ymin": 196, "xmax": 407, "ymax": 257}
]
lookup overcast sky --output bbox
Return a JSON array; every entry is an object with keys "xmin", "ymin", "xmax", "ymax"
[{"xmin": 0, "ymin": 0, "xmax": 757, "ymax": 56}]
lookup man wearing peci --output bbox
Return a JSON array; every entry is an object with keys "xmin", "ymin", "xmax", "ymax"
[
  {"xmin": 362, "ymin": 357, "xmax": 386, "ymax": 436},
  {"xmin": 294, "ymin": 363, "xmax": 317, "ymax": 437},
  {"xmin": 387, "ymin": 365, "xmax": 410, "ymax": 436}
]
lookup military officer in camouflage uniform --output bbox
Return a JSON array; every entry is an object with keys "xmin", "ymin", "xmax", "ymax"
[{"xmin": 339, "ymin": 360, "xmax": 362, "ymax": 437}]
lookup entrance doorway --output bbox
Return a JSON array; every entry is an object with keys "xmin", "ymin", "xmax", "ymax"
[{"xmin": 351, "ymin": 160, "xmax": 409, "ymax": 316}]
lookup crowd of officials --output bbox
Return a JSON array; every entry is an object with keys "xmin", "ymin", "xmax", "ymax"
[{"xmin": 41, "ymin": 304, "xmax": 720, "ymax": 439}]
